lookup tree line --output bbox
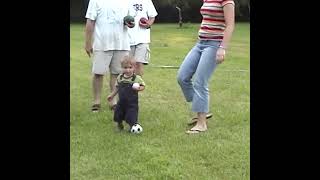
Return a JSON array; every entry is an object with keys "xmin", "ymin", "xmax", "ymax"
[
  {"xmin": 70, "ymin": 0, "xmax": 250, "ymax": 23},
  {"xmin": 152, "ymin": 0, "xmax": 250, "ymax": 23}
]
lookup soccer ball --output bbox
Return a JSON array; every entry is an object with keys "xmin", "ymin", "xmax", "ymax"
[{"xmin": 130, "ymin": 124, "xmax": 143, "ymax": 134}]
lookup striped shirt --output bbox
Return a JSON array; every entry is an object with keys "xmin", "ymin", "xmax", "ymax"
[{"xmin": 198, "ymin": 0, "xmax": 235, "ymax": 41}]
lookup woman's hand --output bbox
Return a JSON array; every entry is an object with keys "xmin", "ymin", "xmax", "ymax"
[{"xmin": 216, "ymin": 48, "xmax": 226, "ymax": 64}]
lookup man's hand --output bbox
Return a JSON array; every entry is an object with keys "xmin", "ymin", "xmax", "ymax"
[
  {"xmin": 125, "ymin": 21, "xmax": 135, "ymax": 28},
  {"xmin": 139, "ymin": 21, "xmax": 150, "ymax": 29},
  {"xmin": 85, "ymin": 43, "xmax": 93, "ymax": 57}
]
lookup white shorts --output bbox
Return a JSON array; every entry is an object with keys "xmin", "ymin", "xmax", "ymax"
[
  {"xmin": 129, "ymin": 43, "xmax": 150, "ymax": 65},
  {"xmin": 92, "ymin": 50, "xmax": 129, "ymax": 75}
]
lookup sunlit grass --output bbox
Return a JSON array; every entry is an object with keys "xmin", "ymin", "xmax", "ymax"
[{"xmin": 70, "ymin": 23, "xmax": 250, "ymax": 179}]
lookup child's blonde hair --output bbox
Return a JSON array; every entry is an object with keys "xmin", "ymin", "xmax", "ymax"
[{"xmin": 121, "ymin": 56, "xmax": 136, "ymax": 68}]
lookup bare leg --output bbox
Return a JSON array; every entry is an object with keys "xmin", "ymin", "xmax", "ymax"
[
  {"xmin": 109, "ymin": 74, "xmax": 118, "ymax": 92},
  {"xmin": 93, "ymin": 74, "xmax": 103, "ymax": 105},
  {"xmin": 135, "ymin": 62, "xmax": 144, "ymax": 76},
  {"xmin": 109, "ymin": 73, "xmax": 118, "ymax": 107}
]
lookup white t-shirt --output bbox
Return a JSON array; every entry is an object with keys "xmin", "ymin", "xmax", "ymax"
[
  {"xmin": 85, "ymin": 0, "xmax": 131, "ymax": 51},
  {"xmin": 128, "ymin": 0, "xmax": 158, "ymax": 46}
]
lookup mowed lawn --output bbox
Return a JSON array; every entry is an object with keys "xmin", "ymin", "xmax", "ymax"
[{"xmin": 70, "ymin": 23, "xmax": 250, "ymax": 179}]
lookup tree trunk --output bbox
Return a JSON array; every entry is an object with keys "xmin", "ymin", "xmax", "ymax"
[{"xmin": 176, "ymin": 6, "xmax": 182, "ymax": 28}]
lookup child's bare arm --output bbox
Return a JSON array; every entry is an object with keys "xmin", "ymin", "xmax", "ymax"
[{"xmin": 107, "ymin": 88, "xmax": 118, "ymax": 101}]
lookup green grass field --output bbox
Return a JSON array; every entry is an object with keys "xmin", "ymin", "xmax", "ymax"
[{"xmin": 70, "ymin": 23, "xmax": 250, "ymax": 179}]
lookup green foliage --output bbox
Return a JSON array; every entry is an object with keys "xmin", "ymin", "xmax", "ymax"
[
  {"xmin": 152, "ymin": 0, "xmax": 249, "ymax": 22},
  {"xmin": 70, "ymin": 23, "xmax": 250, "ymax": 179},
  {"xmin": 71, "ymin": 0, "xmax": 250, "ymax": 23}
]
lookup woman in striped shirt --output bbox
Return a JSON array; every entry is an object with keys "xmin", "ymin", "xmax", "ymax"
[{"xmin": 177, "ymin": 0, "xmax": 235, "ymax": 134}]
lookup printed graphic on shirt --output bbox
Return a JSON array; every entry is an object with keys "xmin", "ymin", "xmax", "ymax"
[{"xmin": 133, "ymin": 4, "xmax": 143, "ymax": 11}]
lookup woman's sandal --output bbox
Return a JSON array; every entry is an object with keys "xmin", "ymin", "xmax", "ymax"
[
  {"xmin": 186, "ymin": 129, "xmax": 207, "ymax": 134},
  {"xmin": 186, "ymin": 126, "xmax": 208, "ymax": 134},
  {"xmin": 187, "ymin": 113, "xmax": 213, "ymax": 125}
]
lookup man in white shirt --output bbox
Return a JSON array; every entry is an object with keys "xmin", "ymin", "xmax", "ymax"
[
  {"xmin": 128, "ymin": 0, "xmax": 158, "ymax": 76},
  {"xmin": 84, "ymin": 0, "xmax": 132, "ymax": 112}
]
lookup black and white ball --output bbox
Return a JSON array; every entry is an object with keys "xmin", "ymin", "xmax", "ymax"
[{"xmin": 130, "ymin": 124, "xmax": 143, "ymax": 134}]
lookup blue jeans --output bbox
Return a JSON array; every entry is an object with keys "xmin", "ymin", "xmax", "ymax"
[{"xmin": 177, "ymin": 40, "xmax": 220, "ymax": 113}]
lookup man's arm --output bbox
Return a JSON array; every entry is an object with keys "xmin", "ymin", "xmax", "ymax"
[
  {"xmin": 146, "ymin": 17, "xmax": 155, "ymax": 26},
  {"xmin": 84, "ymin": 19, "xmax": 95, "ymax": 57},
  {"xmin": 139, "ymin": 16, "xmax": 155, "ymax": 29}
]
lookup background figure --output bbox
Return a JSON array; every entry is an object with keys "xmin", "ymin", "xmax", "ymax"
[
  {"xmin": 177, "ymin": 0, "xmax": 235, "ymax": 134},
  {"xmin": 107, "ymin": 56, "xmax": 145, "ymax": 131},
  {"xmin": 84, "ymin": 0, "xmax": 132, "ymax": 112},
  {"xmin": 128, "ymin": 0, "xmax": 158, "ymax": 76}
]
